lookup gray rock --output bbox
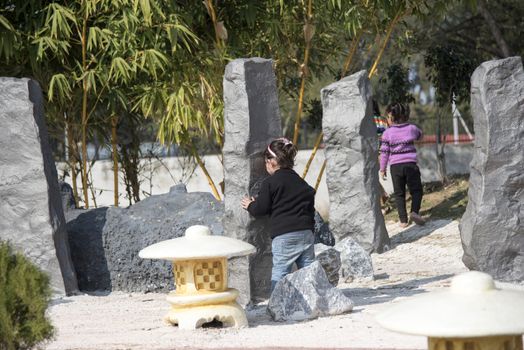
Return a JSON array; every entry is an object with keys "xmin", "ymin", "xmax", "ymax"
[
  {"xmin": 67, "ymin": 190, "xmax": 224, "ymax": 292},
  {"xmin": 267, "ymin": 261, "xmax": 353, "ymax": 321},
  {"xmin": 0, "ymin": 78, "xmax": 78, "ymax": 295},
  {"xmin": 335, "ymin": 237, "xmax": 374, "ymax": 283},
  {"xmin": 314, "ymin": 244, "xmax": 341, "ymax": 286},
  {"xmin": 314, "ymin": 212, "xmax": 334, "ymax": 246},
  {"xmin": 460, "ymin": 56, "xmax": 524, "ymax": 282},
  {"xmin": 59, "ymin": 181, "xmax": 77, "ymax": 212},
  {"xmin": 222, "ymin": 58, "xmax": 282, "ymax": 302},
  {"xmin": 321, "ymin": 71, "xmax": 389, "ymax": 253}
]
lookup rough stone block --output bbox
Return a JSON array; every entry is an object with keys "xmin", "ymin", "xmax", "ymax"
[
  {"xmin": 314, "ymin": 244, "xmax": 341, "ymax": 286},
  {"xmin": 460, "ymin": 57, "xmax": 524, "ymax": 282},
  {"xmin": 321, "ymin": 71, "xmax": 389, "ymax": 253},
  {"xmin": 222, "ymin": 58, "xmax": 281, "ymax": 302},
  {"xmin": 267, "ymin": 261, "xmax": 353, "ymax": 321},
  {"xmin": 334, "ymin": 237, "xmax": 374, "ymax": 283},
  {"xmin": 314, "ymin": 211, "xmax": 334, "ymax": 246},
  {"xmin": 67, "ymin": 186, "xmax": 224, "ymax": 292}
]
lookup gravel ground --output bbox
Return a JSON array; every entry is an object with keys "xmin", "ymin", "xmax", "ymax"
[{"xmin": 45, "ymin": 219, "xmax": 497, "ymax": 350}]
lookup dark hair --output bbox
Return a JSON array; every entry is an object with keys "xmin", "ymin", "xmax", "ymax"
[
  {"xmin": 263, "ymin": 138, "xmax": 298, "ymax": 169},
  {"xmin": 385, "ymin": 102, "xmax": 410, "ymax": 123}
]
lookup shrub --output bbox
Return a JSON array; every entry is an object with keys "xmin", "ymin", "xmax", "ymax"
[{"xmin": 0, "ymin": 242, "xmax": 54, "ymax": 350}]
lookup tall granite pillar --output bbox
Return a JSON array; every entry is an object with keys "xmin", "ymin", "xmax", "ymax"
[
  {"xmin": 460, "ymin": 57, "xmax": 524, "ymax": 282},
  {"xmin": 223, "ymin": 58, "xmax": 281, "ymax": 302},
  {"xmin": 0, "ymin": 78, "xmax": 78, "ymax": 294},
  {"xmin": 321, "ymin": 71, "xmax": 389, "ymax": 253}
]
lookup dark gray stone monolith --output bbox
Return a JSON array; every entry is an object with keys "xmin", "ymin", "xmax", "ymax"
[
  {"xmin": 222, "ymin": 58, "xmax": 282, "ymax": 303},
  {"xmin": 460, "ymin": 57, "xmax": 524, "ymax": 282},
  {"xmin": 0, "ymin": 78, "xmax": 78, "ymax": 295},
  {"xmin": 321, "ymin": 70, "xmax": 390, "ymax": 253}
]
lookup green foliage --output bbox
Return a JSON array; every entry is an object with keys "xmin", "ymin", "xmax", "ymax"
[
  {"xmin": 377, "ymin": 62, "xmax": 414, "ymax": 105},
  {"xmin": 0, "ymin": 242, "xmax": 54, "ymax": 350},
  {"xmin": 424, "ymin": 45, "xmax": 477, "ymax": 106}
]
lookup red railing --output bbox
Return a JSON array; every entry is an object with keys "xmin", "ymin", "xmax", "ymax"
[{"xmin": 416, "ymin": 134, "xmax": 474, "ymax": 145}]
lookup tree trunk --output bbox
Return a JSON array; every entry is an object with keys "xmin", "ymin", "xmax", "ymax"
[
  {"xmin": 477, "ymin": 0, "xmax": 511, "ymax": 58},
  {"xmin": 65, "ymin": 112, "xmax": 79, "ymax": 208},
  {"xmin": 119, "ymin": 118, "xmax": 142, "ymax": 205},
  {"xmin": 80, "ymin": 8, "xmax": 89, "ymax": 208},
  {"xmin": 435, "ymin": 108, "xmax": 448, "ymax": 184},
  {"xmin": 111, "ymin": 114, "xmax": 119, "ymax": 207},
  {"xmin": 368, "ymin": 10, "xmax": 403, "ymax": 78},
  {"xmin": 292, "ymin": 0, "xmax": 314, "ymax": 145}
]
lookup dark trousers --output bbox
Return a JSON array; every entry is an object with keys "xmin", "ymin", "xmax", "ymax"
[{"xmin": 390, "ymin": 162, "xmax": 423, "ymax": 223}]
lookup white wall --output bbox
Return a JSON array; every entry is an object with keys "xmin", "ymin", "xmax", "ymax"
[{"xmin": 58, "ymin": 144, "xmax": 473, "ymax": 219}]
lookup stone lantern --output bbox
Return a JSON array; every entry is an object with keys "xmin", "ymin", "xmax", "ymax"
[
  {"xmin": 139, "ymin": 225, "xmax": 256, "ymax": 329},
  {"xmin": 376, "ymin": 271, "xmax": 524, "ymax": 350}
]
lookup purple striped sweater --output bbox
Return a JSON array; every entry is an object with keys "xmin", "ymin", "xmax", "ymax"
[{"xmin": 380, "ymin": 123, "xmax": 423, "ymax": 172}]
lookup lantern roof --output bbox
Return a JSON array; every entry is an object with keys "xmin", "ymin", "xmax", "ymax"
[
  {"xmin": 376, "ymin": 271, "xmax": 524, "ymax": 337},
  {"xmin": 139, "ymin": 225, "xmax": 256, "ymax": 261}
]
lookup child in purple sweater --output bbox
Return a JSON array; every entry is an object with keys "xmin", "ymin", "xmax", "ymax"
[{"xmin": 380, "ymin": 103, "xmax": 425, "ymax": 227}]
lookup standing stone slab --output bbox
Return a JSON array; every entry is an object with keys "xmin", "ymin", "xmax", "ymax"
[
  {"xmin": 223, "ymin": 58, "xmax": 281, "ymax": 302},
  {"xmin": 0, "ymin": 78, "xmax": 78, "ymax": 294},
  {"xmin": 321, "ymin": 71, "xmax": 389, "ymax": 253},
  {"xmin": 460, "ymin": 57, "xmax": 524, "ymax": 282}
]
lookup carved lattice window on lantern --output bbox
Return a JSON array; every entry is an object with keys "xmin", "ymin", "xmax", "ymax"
[
  {"xmin": 174, "ymin": 264, "xmax": 186, "ymax": 292},
  {"xmin": 194, "ymin": 260, "xmax": 224, "ymax": 291}
]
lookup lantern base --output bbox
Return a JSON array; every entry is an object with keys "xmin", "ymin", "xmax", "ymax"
[
  {"xmin": 429, "ymin": 336, "xmax": 523, "ymax": 350},
  {"xmin": 164, "ymin": 301, "xmax": 248, "ymax": 330}
]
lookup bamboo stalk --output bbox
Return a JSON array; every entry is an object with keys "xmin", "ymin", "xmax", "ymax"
[
  {"xmin": 341, "ymin": 29, "xmax": 363, "ymax": 77},
  {"xmin": 315, "ymin": 159, "xmax": 326, "ymax": 191},
  {"xmin": 189, "ymin": 142, "xmax": 221, "ymax": 201},
  {"xmin": 292, "ymin": 0, "xmax": 314, "ymax": 145},
  {"xmin": 80, "ymin": 7, "xmax": 89, "ymax": 208},
  {"xmin": 302, "ymin": 132, "xmax": 323, "ymax": 178},
  {"xmin": 111, "ymin": 114, "xmax": 119, "ymax": 207},
  {"xmin": 66, "ymin": 114, "xmax": 80, "ymax": 208},
  {"xmin": 205, "ymin": 0, "xmax": 222, "ymax": 48},
  {"xmin": 368, "ymin": 10, "xmax": 403, "ymax": 78}
]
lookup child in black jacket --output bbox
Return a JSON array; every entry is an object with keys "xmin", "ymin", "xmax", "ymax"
[{"xmin": 241, "ymin": 138, "xmax": 316, "ymax": 293}]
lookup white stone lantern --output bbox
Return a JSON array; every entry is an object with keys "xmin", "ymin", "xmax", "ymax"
[
  {"xmin": 376, "ymin": 271, "xmax": 524, "ymax": 350},
  {"xmin": 139, "ymin": 225, "xmax": 256, "ymax": 329}
]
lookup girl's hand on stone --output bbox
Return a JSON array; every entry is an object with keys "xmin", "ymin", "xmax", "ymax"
[
  {"xmin": 380, "ymin": 170, "xmax": 387, "ymax": 180},
  {"xmin": 241, "ymin": 196, "xmax": 255, "ymax": 210}
]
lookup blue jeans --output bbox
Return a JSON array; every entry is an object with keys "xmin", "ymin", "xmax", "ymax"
[{"xmin": 271, "ymin": 229, "xmax": 315, "ymax": 292}]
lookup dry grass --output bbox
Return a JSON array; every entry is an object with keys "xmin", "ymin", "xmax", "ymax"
[{"xmin": 384, "ymin": 175, "xmax": 469, "ymax": 222}]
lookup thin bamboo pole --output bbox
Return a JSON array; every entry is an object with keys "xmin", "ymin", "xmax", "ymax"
[
  {"xmin": 292, "ymin": 0, "xmax": 314, "ymax": 145},
  {"xmin": 315, "ymin": 159, "xmax": 326, "ymax": 191},
  {"xmin": 66, "ymin": 114, "xmax": 79, "ymax": 208},
  {"xmin": 205, "ymin": 0, "xmax": 222, "ymax": 48},
  {"xmin": 303, "ymin": 28, "xmax": 361, "ymax": 180},
  {"xmin": 111, "ymin": 114, "xmax": 119, "ymax": 207},
  {"xmin": 368, "ymin": 10, "xmax": 403, "ymax": 78},
  {"xmin": 80, "ymin": 6, "xmax": 89, "ymax": 208},
  {"xmin": 341, "ymin": 30, "xmax": 363, "ymax": 77},
  {"xmin": 189, "ymin": 142, "xmax": 221, "ymax": 201},
  {"xmin": 302, "ymin": 132, "xmax": 323, "ymax": 179}
]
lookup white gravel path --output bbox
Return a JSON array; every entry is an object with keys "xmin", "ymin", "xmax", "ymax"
[{"xmin": 45, "ymin": 219, "xmax": 508, "ymax": 350}]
